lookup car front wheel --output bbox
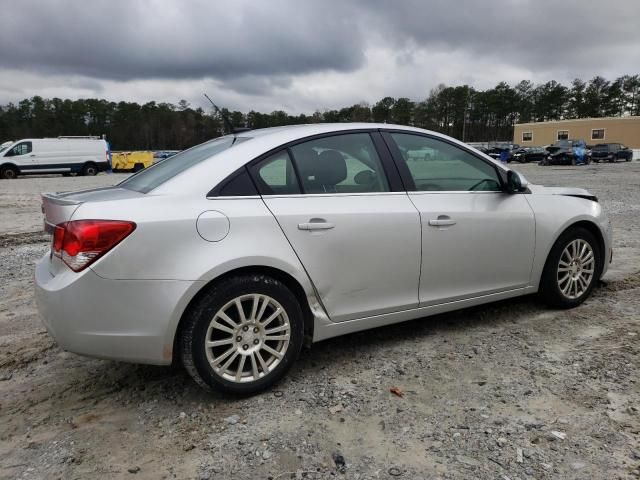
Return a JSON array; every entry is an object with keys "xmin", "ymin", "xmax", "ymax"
[
  {"xmin": 180, "ymin": 274, "xmax": 304, "ymax": 395},
  {"xmin": 540, "ymin": 227, "xmax": 600, "ymax": 309}
]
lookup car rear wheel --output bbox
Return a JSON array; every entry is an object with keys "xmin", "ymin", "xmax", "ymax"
[
  {"xmin": 180, "ymin": 274, "xmax": 304, "ymax": 395},
  {"xmin": 0, "ymin": 165, "xmax": 19, "ymax": 179},
  {"xmin": 81, "ymin": 163, "xmax": 98, "ymax": 176},
  {"xmin": 540, "ymin": 227, "xmax": 600, "ymax": 309}
]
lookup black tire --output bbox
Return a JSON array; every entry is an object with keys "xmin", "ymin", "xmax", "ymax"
[
  {"xmin": 81, "ymin": 163, "xmax": 98, "ymax": 176},
  {"xmin": 0, "ymin": 165, "xmax": 19, "ymax": 179},
  {"xmin": 180, "ymin": 274, "xmax": 304, "ymax": 395},
  {"xmin": 539, "ymin": 227, "xmax": 601, "ymax": 309},
  {"xmin": 133, "ymin": 162, "xmax": 144, "ymax": 172}
]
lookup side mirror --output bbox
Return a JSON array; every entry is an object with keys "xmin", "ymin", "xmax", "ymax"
[{"xmin": 506, "ymin": 170, "xmax": 528, "ymax": 193}]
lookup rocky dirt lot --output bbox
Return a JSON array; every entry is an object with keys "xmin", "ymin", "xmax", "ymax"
[{"xmin": 0, "ymin": 163, "xmax": 639, "ymax": 480}]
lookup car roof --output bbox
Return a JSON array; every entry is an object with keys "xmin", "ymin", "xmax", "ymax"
[{"xmin": 235, "ymin": 122, "xmax": 429, "ymax": 141}]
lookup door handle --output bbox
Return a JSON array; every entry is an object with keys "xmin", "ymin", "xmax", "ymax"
[
  {"xmin": 29, "ymin": 154, "xmax": 36, "ymax": 157},
  {"xmin": 298, "ymin": 220, "xmax": 335, "ymax": 231},
  {"xmin": 428, "ymin": 215, "xmax": 456, "ymax": 227}
]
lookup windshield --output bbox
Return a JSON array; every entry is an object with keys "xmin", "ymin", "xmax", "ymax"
[{"xmin": 118, "ymin": 136, "xmax": 250, "ymax": 193}]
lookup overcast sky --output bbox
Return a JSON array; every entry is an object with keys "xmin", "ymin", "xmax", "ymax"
[{"xmin": 1, "ymin": 0, "xmax": 639, "ymax": 113}]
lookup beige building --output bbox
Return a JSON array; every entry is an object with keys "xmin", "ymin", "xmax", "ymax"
[{"xmin": 513, "ymin": 116, "xmax": 640, "ymax": 148}]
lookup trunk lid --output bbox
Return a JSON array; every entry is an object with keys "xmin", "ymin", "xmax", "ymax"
[{"xmin": 41, "ymin": 187, "xmax": 144, "ymax": 231}]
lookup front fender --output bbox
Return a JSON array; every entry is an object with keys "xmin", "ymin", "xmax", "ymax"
[{"xmin": 525, "ymin": 194, "xmax": 611, "ymax": 288}]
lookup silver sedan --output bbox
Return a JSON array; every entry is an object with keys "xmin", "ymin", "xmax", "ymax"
[{"xmin": 35, "ymin": 124, "xmax": 612, "ymax": 394}]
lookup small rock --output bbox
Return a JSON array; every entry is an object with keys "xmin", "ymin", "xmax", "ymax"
[
  {"xmin": 224, "ymin": 415, "xmax": 240, "ymax": 425},
  {"xmin": 388, "ymin": 466, "xmax": 402, "ymax": 476},
  {"xmin": 294, "ymin": 409, "xmax": 302, "ymax": 415},
  {"xmin": 453, "ymin": 432, "xmax": 461, "ymax": 438},
  {"xmin": 497, "ymin": 437, "xmax": 508, "ymax": 448},
  {"xmin": 262, "ymin": 450, "xmax": 271, "ymax": 460},
  {"xmin": 332, "ymin": 452, "xmax": 346, "ymax": 472},
  {"xmin": 128, "ymin": 466, "xmax": 140, "ymax": 474},
  {"xmin": 571, "ymin": 461, "xmax": 586, "ymax": 470},
  {"xmin": 329, "ymin": 404, "xmax": 344, "ymax": 415},
  {"xmin": 179, "ymin": 412, "xmax": 186, "ymax": 419},
  {"xmin": 0, "ymin": 373, "xmax": 12, "ymax": 381},
  {"xmin": 516, "ymin": 448, "xmax": 523, "ymax": 463},
  {"xmin": 273, "ymin": 391, "xmax": 283, "ymax": 398},
  {"xmin": 550, "ymin": 431, "xmax": 566, "ymax": 440}
]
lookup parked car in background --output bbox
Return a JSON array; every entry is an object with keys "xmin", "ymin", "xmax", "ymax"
[
  {"xmin": 36, "ymin": 123, "xmax": 612, "ymax": 394},
  {"xmin": 541, "ymin": 139, "xmax": 589, "ymax": 166},
  {"xmin": 512, "ymin": 147, "xmax": 548, "ymax": 163},
  {"xmin": 0, "ymin": 136, "xmax": 110, "ymax": 179},
  {"xmin": 153, "ymin": 150, "xmax": 180, "ymax": 163},
  {"xmin": 590, "ymin": 143, "xmax": 633, "ymax": 163}
]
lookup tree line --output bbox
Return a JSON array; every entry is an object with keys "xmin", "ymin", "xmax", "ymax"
[{"xmin": 0, "ymin": 75, "xmax": 638, "ymax": 150}]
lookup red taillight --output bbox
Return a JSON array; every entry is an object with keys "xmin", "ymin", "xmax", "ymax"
[
  {"xmin": 52, "ymin": 220, "xmax": 136, "ymax": 272},
  {"xmin": 52, "ymin": 224, "xmax": 65, "ymax": 254}
]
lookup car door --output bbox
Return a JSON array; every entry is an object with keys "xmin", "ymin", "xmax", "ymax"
[
  {"xmin": 383, "ymin": 132, "xmax": 535, "ymax": 306},
  {"xmin": 250, "ymin": 131, "xmax": 421, "ymax": 322}
]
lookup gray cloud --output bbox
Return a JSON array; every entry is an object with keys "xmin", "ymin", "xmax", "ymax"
[
  {"xmin": 0, "ymin": 0, "xmax": 365, "ymax": 80},
  {"xmin": 0, "ymin": 0, "xmax": 638, "ymax": 112}
]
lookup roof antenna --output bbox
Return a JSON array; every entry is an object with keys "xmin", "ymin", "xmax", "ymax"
[{"xmin": 203, "ymin": 94, "xmax": 251, "ymax": 136}]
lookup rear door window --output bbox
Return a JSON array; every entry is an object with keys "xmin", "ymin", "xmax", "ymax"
[
  {"xmin": 251, "ymin": 150, "xmax": 301, "ymax": 195},
  {"xmin": 288, "ymin": 133, "xmax": 389, "ymax": 194}
]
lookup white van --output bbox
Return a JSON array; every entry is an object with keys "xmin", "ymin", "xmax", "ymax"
[{"xmin": 0, "ymin": 137, "xmax": 110, "ymax": 179}]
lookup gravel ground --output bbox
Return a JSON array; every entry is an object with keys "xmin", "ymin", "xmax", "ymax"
[{"xmin": 0, "ymin": 163, "xmax": 638, "ymax": 480}]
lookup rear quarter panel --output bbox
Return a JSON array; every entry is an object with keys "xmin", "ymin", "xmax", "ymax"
[
  {"xmin": 73, "ymin": 194, "xmax": 321, "ymax": 353},
  {"xmin": 79, "ymin": 195, "xmax": 313, "ymax": 287}
]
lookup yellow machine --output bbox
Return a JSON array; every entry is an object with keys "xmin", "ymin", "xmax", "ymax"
[{"xmin": 111, "ymin": 151, "xmax": 153, "ymax": 172}]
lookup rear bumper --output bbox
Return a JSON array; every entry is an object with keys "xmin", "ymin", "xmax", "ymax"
[{"xmin": 34, "ymin": 253, "xmax": 199, "ymax": 365}]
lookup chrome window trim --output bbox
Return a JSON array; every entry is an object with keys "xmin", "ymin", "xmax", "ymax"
[
  {"xmin": 408, "ymin": 190, "xmax": 503, "ymax": 195},
  {"xmin": 257, "ymin": 191, "xmax": 409, "ymax": 199},
  {"xmin": 206, "ymin": 195, "xmax": 261, "ymax": 200},
  {"xmin": 253, "ymin": 190, "xmax": 505, "ymax": 199}
]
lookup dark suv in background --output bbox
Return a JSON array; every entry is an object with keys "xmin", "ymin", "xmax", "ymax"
[
  {"xmin": 512, "ymin": 147, "xmax": 547, "ymax": 163},
  {"xmin": 590, "ymin": 143, "xmax": 633, "ymax": 163}
]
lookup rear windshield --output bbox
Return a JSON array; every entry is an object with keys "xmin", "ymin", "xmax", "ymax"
[{"xmin": 118, "ymin": 136, "xmax": 250, "ymax": 193}]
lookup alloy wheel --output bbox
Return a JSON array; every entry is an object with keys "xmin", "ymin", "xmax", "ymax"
[
  {"xmin": 204, "ymin": 294, "xmax": 291, "ymax": 383},
  {"xmin": 557, "ymin": 239, "xmax": 595, "ymax": 299}
]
